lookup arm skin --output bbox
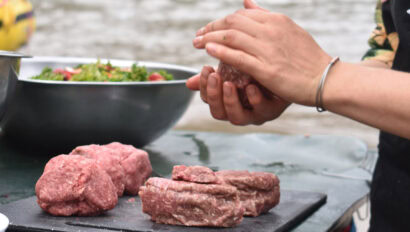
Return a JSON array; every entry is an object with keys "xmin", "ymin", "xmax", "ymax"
[
  {"xmin": 322, "ymin": 60, "xmax": 410, "ymax": 139},
  {"xmin": 192, "ymin": 7, "xmax": 410, "ymax": 139}
]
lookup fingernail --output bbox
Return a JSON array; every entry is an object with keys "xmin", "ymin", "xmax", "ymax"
[
  {"xmin": 206, "ymin": 43, "xmax": 217, "ymax": 56},
  {"xmin": 208, "ymin": 75, "xmax": 217, "ymax": 88},
  {"xmin": 201, "ymin": 68, "xmax": 209, "ymax": 79},
  {"xmin": 196, "ymin": 27, "xmax": 205, "ymax": 36},
  {"xmin": 193, "ymin": 36, "xmax": 203, "ymax": 47},
  {"xmin": 223, "ymin": 83, "xmax": 232, "ymax": 97},
  {"xmin": 247, "ymin": 86, "xmax": 256, "ymax": 96}
]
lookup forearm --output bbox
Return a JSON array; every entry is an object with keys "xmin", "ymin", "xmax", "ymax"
[
  {"xmin": 359, "ymin": 59, "xmax": 390, "ymax": 69},
  {"xmin": 323, "ymin": 61, "xmax": 410, "ymax": 139}
]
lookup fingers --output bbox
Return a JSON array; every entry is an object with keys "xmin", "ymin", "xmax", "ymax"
[
  {"xmin": 243, "ymin": 0, "xmax": 269, "ymax": 12},
  {"xmin": 235, "ymin": 9, "xmax": 271, "ymax": 23},
  {"xmin": 222, "ymin": 82, "xmax": 252, "ymax": 125},
  {"xmin": 206, "ymin": 73, "xmax": 227, "ymax": 120},
  {"xmin": 221, "ymin": 83, "xmax": 290, "ymax": 126},
  {"xmin": 199, "ymin": 66, "xmax": 214, "ymax": 102},
  {"xmin": 205, "ymin": 43, "xmax": 262, "ymax": 79},
  {"xmin": 246, "ymin": 84, "xmax": 290, "ymax": 123},
  {"xmin": 194, "ymin": 30, "xmax": 262, "ymax": 57},
  {"xmin": 196, "ymin": 13, "xmax": 263, "ymax": 37},
  {"xmin": 186, "ymin": 73, "xmax": 200, "ymax": 90}
]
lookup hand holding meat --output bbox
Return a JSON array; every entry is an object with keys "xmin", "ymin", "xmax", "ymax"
[
  {"xmin": 192, "ymin": 5, "xmax": 332, "ymax": 107},
  {"xmin": 186, "ymin": 65, "xmax": 290, "ymax": 125},
  {"xmin": 186, "ymin": 0, "xmax": 290, "ymax": 125}
]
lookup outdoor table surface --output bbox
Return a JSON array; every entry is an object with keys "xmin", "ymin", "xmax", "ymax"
[{"xmin": 0, "ymin": 130, "xmax": 376, "ymax": 232}]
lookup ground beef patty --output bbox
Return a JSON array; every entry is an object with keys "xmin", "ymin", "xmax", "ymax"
[
  {"xmin": 216, "ymin": 170, "xmax": 280, "ymax": 217},
  {"xmin": 105, "ymin": 142, "xmax": 152, "ymax": 195},
  {"xmin": 172, "ymin": 165, "xmax": 220, "ymax": 184},
  {"xmin": 35, "ymin": 155, "xmax": 118, "ymax": 216},
  {"xmin": 70, "ymin": 144, "xmax": 126, "ymax": 197},
  {"xmin": 217, "ymin": 62, "xmax": 272, "ymax": 110},
  {"xmin": 172, "ymin": 166, "xmax": 280, "ymax": 217},
  {"xmin": 139, "ymin": 177, "xmax": 244, "ymax": 227}
]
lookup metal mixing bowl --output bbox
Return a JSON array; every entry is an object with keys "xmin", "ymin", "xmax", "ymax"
[
  {"xmin": 3, "ymin": 57, "xmax": 196, "ymax": 152},
  {"xmin": 0, "ymin": 51, "xmax": 29, "ymax": 125}
]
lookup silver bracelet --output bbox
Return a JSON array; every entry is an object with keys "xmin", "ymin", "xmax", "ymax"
[{"xmin": 315, "ymin": 56, "xmax": 340, "ymax": 112}]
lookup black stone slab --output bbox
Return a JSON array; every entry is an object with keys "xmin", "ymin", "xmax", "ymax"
[{"xmin": 0, "ymin": 190, "xmax": 326, "ymax": 232}]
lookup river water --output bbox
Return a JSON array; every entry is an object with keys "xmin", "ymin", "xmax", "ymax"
[{"xmin": 20, "ymin": 0, "xmax": 380, "ymax": 147}]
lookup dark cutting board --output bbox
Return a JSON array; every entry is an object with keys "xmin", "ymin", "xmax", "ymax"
[{"xmin": 0, "ymin": 190, "xmax": 326, "ymax": 232}]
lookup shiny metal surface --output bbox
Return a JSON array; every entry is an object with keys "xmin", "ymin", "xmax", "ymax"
[
  {"xmin": 3, "ymin": 57, "xmax": 196, "ymax": 151},
  {"xmin": 0, "ymin": 213, "xmax": 8, "ymax": 232},
  {"xmin": 0, "ymin": 51, "xmax": 29, "ymax": 124}
]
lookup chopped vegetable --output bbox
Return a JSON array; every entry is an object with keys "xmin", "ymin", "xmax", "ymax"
[
  {"xmin": 32, "ymin": 60, "xmax": 174, "ymax": 82},
  {"xmin": 148, "ymin": 72, "xmax": 165, "ymax": 81}
]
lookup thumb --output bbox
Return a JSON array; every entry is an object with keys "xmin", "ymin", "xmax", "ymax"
[{"xmin": 243, "ymin": 0, "xmax": 269, "ymax": 12}]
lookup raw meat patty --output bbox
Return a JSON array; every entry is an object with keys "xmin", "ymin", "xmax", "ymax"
[
  {"xmin": 172, "ymin": 165, "xmax": 280, "ymax": 216},
  {"xmin": 70, "ymin": 144, "xmax": 125, "ymax": 196},
  {"xmin": 139, "ymin": 177, "xmax": 244, "ymax": 227},
  {"xmin": 217, "ymin": 62, "xmax": 272, "ymax": 110},
  {"xmin": 105, "ymin": 142, "xmax": 152, "ymax": 195},
  {"xmin": 172, "ymin": 165, "xmax": 219, "ymax": 184},
  {"xmin": 35, "ymin": 155, "xmax": 118, "ymax": 216},
  {"xmin": 216, "ymin": 170, "xmax": 280, "ymax": 216}
]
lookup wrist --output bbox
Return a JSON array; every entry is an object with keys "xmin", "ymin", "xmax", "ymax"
[
  {"xmin": 308, "ymin": 54, "xmax": 333, "ymax": 106},
  {"xmin": 319, "ymin": 60, "xmax": 345, "ymax": 111},
  {"xmin": 312, "ymin": 56, "xmax": 339, "ymax": 110}
]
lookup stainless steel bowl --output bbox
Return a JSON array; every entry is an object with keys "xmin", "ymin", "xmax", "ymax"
[
  {"xmin": 0, "ymin": 51, "xmax": 30, "ymax": 125},
  {"xmin": 3, "ymin": 57, "xmax": 196, "ymax": 151}
]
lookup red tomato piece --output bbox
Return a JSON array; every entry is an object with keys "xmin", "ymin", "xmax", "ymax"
[
  {"xmin": 54, "ymin": 69, "xmax": 71, "ymax": 80},
  {"xmin": 53, "ymin": 69, "xmax": 65, "ymax": 74},
  {"xmin": 148, "ymin": 73, "xmax": 165, "ymax": 81}
]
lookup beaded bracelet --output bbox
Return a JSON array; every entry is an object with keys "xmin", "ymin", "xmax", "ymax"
[{"xmin": 315, "ymin": 56, "xmax": 340, "ymax": 112}]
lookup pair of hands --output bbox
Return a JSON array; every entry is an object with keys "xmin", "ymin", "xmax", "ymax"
[{"xmin": 186, "ymin": 0, "xmax": 331, "ymax": 125}]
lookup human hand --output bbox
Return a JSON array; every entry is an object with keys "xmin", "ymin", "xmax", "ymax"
[
  {"xmin": 186, "ymin": 65, "xmax": 290, "ymax": 125},
  {"xmin": 193, "ymin": 7, "xmax": 332, "ymax": 106},
  {"xmin": 186, "ymin": 0, "xmax": 290, "ymax": 125}
]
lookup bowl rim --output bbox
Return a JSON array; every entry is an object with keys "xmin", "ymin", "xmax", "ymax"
[
  {"xmin": 0, "ymin": 50, "xmax": 31, "ymax": 58},
  {"xmin": 19, "ymin": 56, "xmax": 199, "ymax": 86}
]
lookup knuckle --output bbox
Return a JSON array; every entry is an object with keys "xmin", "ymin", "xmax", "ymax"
[
  {"xmin": 265, "ymin": 27, "xmax": 284, "ymax": 41},
  {"xmin": 270, "ymin": 64, "xmax": 283, "ymax": 76},
  {"xmin": 230, "ymin": 118, "xmax": 245, "ymax": 126},
  {"xmin": 234, "ymin": 9, "xmax": 246, "ymax": 16},
  {"xmin": 270, "ymin": 13, "xmax": 289, "ymax": 23},
  {"xmin": 204, "ymin": 65, "xmax": 214, "ymax": 73},
  {"xmin": 223, "ymin": 96, "xmax": 236, "ymax": 108},
  {"xmin": 266, "ymin": 27, "xmax": 278, "ymax": 38},
  {"xmin": 224, "ymin": 14, "xmax": 238, "ymax": 27},
  {"xmin": 234, "ymin": 53, "xmax": 246, "ymax": 68},
  {"xmin": 200, "ymin": 75, "xmax": 208, "ymax": 86},
  {"xmin": 207, "ymin": 92, "xmax": 220, "ymax": 102},
  {"xmin": 210, "ymin": 108, "xmax": 226, "ymax": 120},
  {"xmin": 205, "ymin": 22, "xmax": 213, "ymax": 32},
  {"xmin": 278, "ymin": 13, "xmax": 290, "ymax": 22},
  {"xmin": 200, "ymin": 91, "xmax": 207, "ymax": 101},
  {"xmin": 200, "ymin": 66, "xmax": 209, "ymax": 76},
  {"xmin": 224, "ymin": 30, "xmax": 236, "ymax": 44}
]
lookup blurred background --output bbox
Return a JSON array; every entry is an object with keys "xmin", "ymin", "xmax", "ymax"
[{"xmin": 14, "ymin": 0, "xmax": 380, "ymax": 148}]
